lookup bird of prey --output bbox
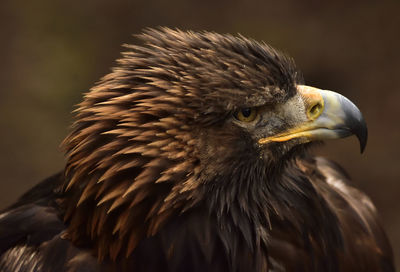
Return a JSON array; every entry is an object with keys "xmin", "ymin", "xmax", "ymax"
[{"xmin": 0, "ymin": 28, "xmax": 395, "ymax": 272}]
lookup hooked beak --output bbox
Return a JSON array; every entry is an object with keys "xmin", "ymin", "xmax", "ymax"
[{"xmin": 258, "ymin": 85, "xmax": 368, "ymax": 153}]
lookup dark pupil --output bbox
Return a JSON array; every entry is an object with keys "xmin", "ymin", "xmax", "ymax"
[{"xmin": 241, "ymin": 108, "xmax": 252, "ymax": 117}]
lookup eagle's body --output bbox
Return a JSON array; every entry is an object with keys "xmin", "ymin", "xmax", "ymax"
[{"xmin": 0, "ymin": 28, "xmax": 395, "ymax": 272}]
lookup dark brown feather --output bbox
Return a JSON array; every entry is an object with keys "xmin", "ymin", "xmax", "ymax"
[{"xmin": 0, "ymin": 28, "xmax": 394, "ymax": 272}]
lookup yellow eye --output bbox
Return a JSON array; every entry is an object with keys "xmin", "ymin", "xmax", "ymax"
[{"xmin": 234, "ymin": 108, "xmax": 258, "ymax": 122}]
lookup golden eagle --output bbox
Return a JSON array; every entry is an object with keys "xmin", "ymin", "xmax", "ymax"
[{"xmin": 0, "ymin": 28, "xmax": 395, "ymax": 272}]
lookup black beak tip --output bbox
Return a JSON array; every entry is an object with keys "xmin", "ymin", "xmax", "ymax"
[
  {"xmin": 341, "ymin": 96, "xmax": 368, "ymax": 154},
  {"xmin": 356, "ymin": 119, "xmax": 368, "ymax": 154},
  {"xmin": 358, "ymin": 133, "xmax": 367, "ymax": 153}
]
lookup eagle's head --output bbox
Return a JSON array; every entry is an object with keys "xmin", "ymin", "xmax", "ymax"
[{"xmin": 62, "ymin": 28, "xmax": 367, "ymax": 262}]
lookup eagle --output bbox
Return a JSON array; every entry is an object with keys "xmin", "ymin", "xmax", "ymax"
[{"xmin": 0, "ymin": 28, "xmax": 395, "ymax": 272}]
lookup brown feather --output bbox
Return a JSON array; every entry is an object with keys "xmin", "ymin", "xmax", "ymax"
[{"xmin": 57, "ymin": 28, "xmax": 394, "ymax": 271}]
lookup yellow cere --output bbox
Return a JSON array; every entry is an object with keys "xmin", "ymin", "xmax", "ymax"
[{"xmin": 297, "ymin": 85, "xmax": 325, "ymax": 121}]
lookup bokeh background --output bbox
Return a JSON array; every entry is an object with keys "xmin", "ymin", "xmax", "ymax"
[{"xmin": 1, "ymin": 0, "xmax": 399, "ymax": 266}]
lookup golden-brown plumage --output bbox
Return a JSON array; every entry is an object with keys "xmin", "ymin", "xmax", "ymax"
[{"xmin": 0, "ymin": 28, "xmax": 395, "ymax": 272}]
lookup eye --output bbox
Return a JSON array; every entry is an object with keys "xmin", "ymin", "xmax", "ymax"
[{"xmin": 234, "ymin": 108, "xmax": 258, "ymax": 122}]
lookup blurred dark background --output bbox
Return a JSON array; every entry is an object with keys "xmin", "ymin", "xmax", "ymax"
[{"xmin": 0, "ymin": 0, "xmax": 399, "ymax": 266}]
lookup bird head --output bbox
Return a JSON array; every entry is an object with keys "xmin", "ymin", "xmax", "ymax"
[{"xmin": 61, "ymin": 28, "xmax": 367, "ymax": 260}]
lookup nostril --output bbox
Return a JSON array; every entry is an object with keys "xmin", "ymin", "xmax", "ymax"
[
  {"xmin": 310, "ymin": 103, "xmax": 320, "ymax": 114},
  {"xmin": 308, "ymin": 102, "xmax": 323, "ymax": 119}
]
